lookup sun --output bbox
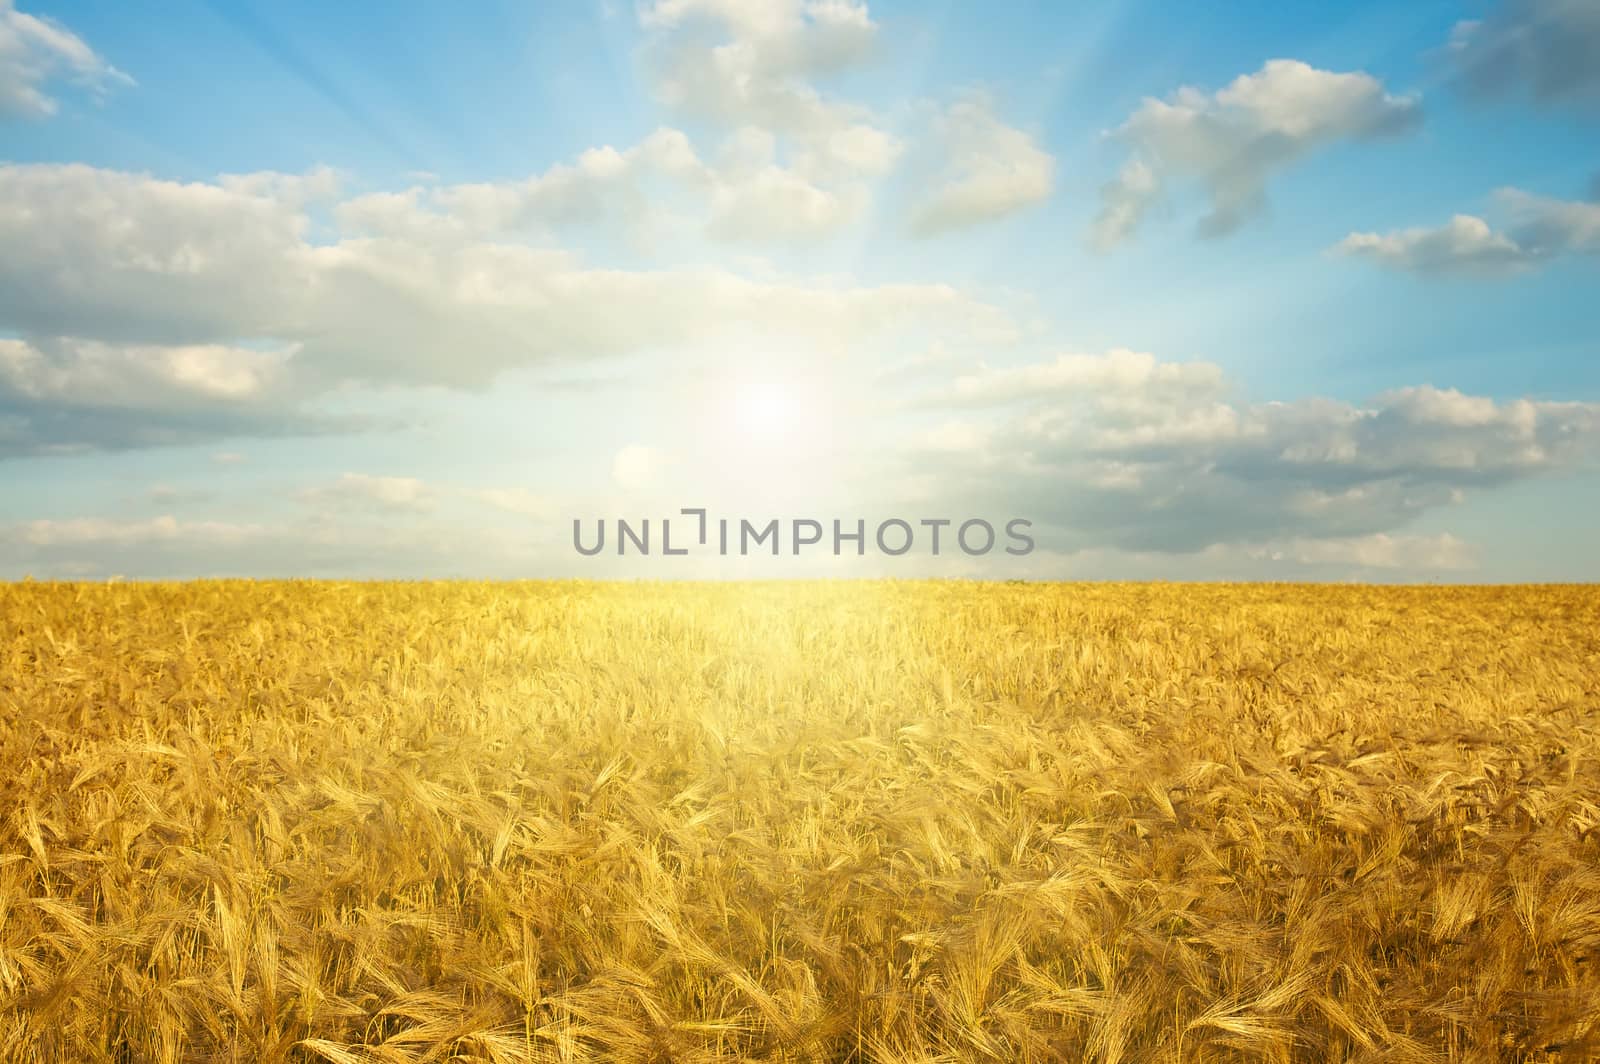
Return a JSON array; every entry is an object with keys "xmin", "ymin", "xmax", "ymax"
[
  {"xmin": 684, "ymin": 364, "xmax": 848, "ymax": 507},
  {"xmin": 730, "ymin": 379, "xmax": 800, "ymax": 446}
]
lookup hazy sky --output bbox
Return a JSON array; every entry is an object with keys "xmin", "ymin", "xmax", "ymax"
[{"xmin": 2, "ymin": 0, "xmax": 1597, "ymax": 580}]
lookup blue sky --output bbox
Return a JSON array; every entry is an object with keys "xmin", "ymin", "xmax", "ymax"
[{"xmin": 1, "ymin": 0, "xmax": 1597, "ymax": 580}]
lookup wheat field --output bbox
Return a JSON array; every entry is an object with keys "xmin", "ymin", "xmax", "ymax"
[{"xmin": 1, "ymin": 581, "xmax": 1598, "ymax": 1062}]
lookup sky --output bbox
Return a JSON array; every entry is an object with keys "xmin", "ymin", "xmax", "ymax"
[{"xmin": 1, "ymin": 0, "xmax": 1597, "ymax": 581}]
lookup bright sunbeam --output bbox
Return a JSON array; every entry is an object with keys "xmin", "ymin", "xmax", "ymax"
[
  {"xmin": 731, "ymin": 379, "xmax": 801, "ymax": 446},
  {"xmin": 681, "ymin": 361, "xmax": 854, "ymax": 510}
]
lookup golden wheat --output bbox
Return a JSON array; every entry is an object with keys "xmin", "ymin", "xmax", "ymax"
[{"xmin": 1, "ymin": 580, "xmax": 1598, "ymax": 1062}]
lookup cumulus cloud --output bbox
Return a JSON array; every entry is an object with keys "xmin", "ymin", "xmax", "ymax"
[
  {"xmin": 998, "ymin": 534, "xmax": 1481, "ymax": 581},
  {"xmin": 299, "ymin": 473, "xmax": 436, "ymax": 513},
  {"xmin": 908, "ymin": 94, "xmax": 1055, "ymax": 237},
  {"xmin": 703, "ymin": 126, "xmax": 870, "ymax": 241},
  {"xmin": 1335, "ymin": 214, "xmax": 1533, "ymax": 276},
  {"xmin": 9, "ymin": 515, "xmax": 263, "ymax": 549},
  {"xmin": 9, "ymin": 353, "xmax": 1591, "ymax": 580},
  {"xmin": 0, "ymin": 164, "xmax": 1008, "ymax": 366},
  {"xmin": 1500, "ymin": 187, "xmax": 1600, "ymax": 254},
  {"xmin": 0, "ymin": 161, "xmax": 1012, "ymax": 454},
  {"xmin": 297, "ymin": 476, "xmax": 557, "ymax": 520},
  {"xmin": 147, "ymin": 484, "xmax": 217, "ymax": 506},
  {"xmin": 918, "ymin": 348, "xmax": 1225, "ymax": 407},
  {"xmin": 0, "ymin": 476, "xmax": 565, "ymax": 580},
  {"xmin": 639, "ymin": 0, "xmax": 887, "ymax": 152},
  {"xmin": 1091, "ymin": 161, "xmax": 1159, "ymax": 253},
  {"xmin": 888, "ymin": 350, "xmax": 1600, "ymax": 556},
  {"xmin": 463, "ymin": 488, "xmax": 551, "ymax": 518},
  {"xmin": 1241, "ymin": 532, "xmax": 1476, "ymax": 572},
  {"xmin": 340, "ymin": 129, "xmax": 709, "ymax": 243},
  {"xmin": 637, "ymin": 0, "xmax": 902, "ymax": 235},
  {"xmin": 0, "ymin": 512, "xmax": 561, "ymax": 580},
  {"xmin": 1092, "ymin": 59, "xmax": 1421, "ymax": 248},
  {"xmin": 706, "ymin": 162, "xmax": 867, "ymax": 241},
  {"xmin": 0, "ymin": 509, "xmax": 1490, "ymax": 582},
  {"xmin": 0, "ymin": 164, "xmax": 316, "ymax": 343},
  {"xmin": 339, "ymin": 126, "xmax": 868, "ymax": 246},
  {"xmin": 0, "ymin": 0, "xmax": 131, "ymax": 119},
  {"xmin": 0, "ymin": 6, "xmax": 1016, "ymax": 462},
  {"xmin": 0, "ymin": 337, "xmax": 291, "ymax": 404},
  {"xmin": 1336, "ymin": 188, "xmax": 1600, "ymax": 276},
  {"xmin": 626, "ymin": 2, "xmax": 907, "ymax": 242},
  {"xmin": 0, "ymin": 337, "xmax": 328, "ymax": 456},
  {"xmin": 218, "ymin": 166, "xmax": 342, "ymax": 205},
  {"xmin": 1449, "ymin": 0, "xmax": 1600, "ymax": 114}
]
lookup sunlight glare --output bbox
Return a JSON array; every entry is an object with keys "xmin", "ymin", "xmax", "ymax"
[{"xmin": 731, "ymin": 379, "xmax": 800, "ymax": 446}]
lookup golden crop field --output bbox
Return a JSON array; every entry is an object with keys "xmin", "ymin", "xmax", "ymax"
[{"xmin": 2, "ymin": 581, "xmax": 1599, "ymax": 1063}]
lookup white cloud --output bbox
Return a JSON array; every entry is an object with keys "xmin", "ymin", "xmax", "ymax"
[
  {"xmin": 0, "ymin": 165, "xmax": 1010, "ymax": 377},
  {"xmin": 218, "ymin": 166, "xmax": 342, "ymax": 206},
  {"xmin": 0, "ymin": 510, "xmax": 1493, "ymax": 582},
  {"xmin": 988, "ymin": 535, "xmax": 1483, "ymax": 581},
  {"xmin": 147, "ymin": 484, "xmax": 215, "ymax": 506},
  {"xmin": 299, "ymin": 476, "xmax": 559, "ymax": 520},
  {"xmin": 345, "ymin": 128, "xmax": 710, "ymax": 240},
  {"xmin": 340, "ymin": 126, "xmax": 870, "ymax": 246},
  {"xmin": 1090, "ymin": 160, "xmax": 1159, "ymax": 252},
  {"xmin": 908, "ymin": 94, "xmax": 1055, "ymax": 237},
  {"xmin": 638, "ymin": 0, "xmax": 900, "ymax": 184},
  {"xmin": 1336, "ymin": 188, "xmax": 1600, "ymax": 276},
  {"xmin": 0, "ymin": 161, "xmax": 1014, "ymax": 453},
  {"xmin": 288, "ymin": 474, "xmax": 570, "ymax": 523},
  {"xmin": 1499, "ymin": 188, "xmax": 1600, "ymax": 255},
  {"xmin": 639, "ymin": 0, "xmax": 878, "ymax": 117},
  {"xmin": 1092, "ymin": 59, "xmax": 1421, "ymax": 247},
  {"xmin": 8, "ymin": 353, "xmax": 1591, "ymax": 579},
  {"xmin": 300, "ymin": 473, "xmax": 436, "ymax": 513},
  {"xmin": 0, "ymin": 163, "xmax": 315, "ymax": 341},
  {"xmin": 464, "ymin": 487, "xmax": 551, "ymax": 518},
  {"xmin": 0, "ymin": 336, "xmax": 315, "ymax": 456},
  {"xmin": 0, "ymin": 511, "xmax": 564, "ymax": 580},
  {"xmin": 705, "ymin": 131, "xmax": 869, "ymax": 241},
  {"xmin": 12, "ymin": 515, "xmax": 262, "ymax": 548},
  {"xmin": 1242, "ymin": 532, "xmax": 1476, "ymax": 572},
  {"xmin": 621, "ymin": 3, "xmax": 905, "ymax": 243},
  {"xmin": 1449, "ymin": 0, "xmax": 1600, "ymax": 114},
  {"xmin": 891, "ymin": 351, "xmax": 1600, "ymax": 555},
  {"xmin": 921, "ymin": 348, "xmax": 1225, "ymax": 407},
  {"xmin": 0, "ymin": 0, "xmax": 131, "ymax": 119},
  {"xmin": 0, "ymin": 337, "xmax": 291, "ymax": 404},
  {"xmin": 1335, "ymin": 214, "xmax": 1532, "ymax": 276}
]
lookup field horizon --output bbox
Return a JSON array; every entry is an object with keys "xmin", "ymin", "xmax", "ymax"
[{"xmin": 4, "ymin": 580, "xmax": 1598, "ymax": 1062}]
